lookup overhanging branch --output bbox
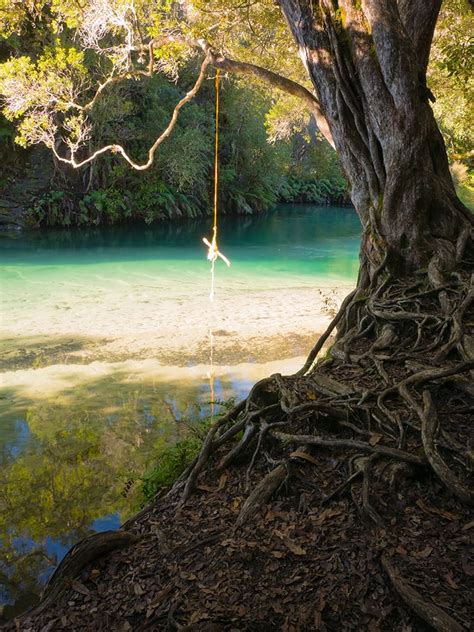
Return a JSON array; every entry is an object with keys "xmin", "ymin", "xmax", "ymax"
[
  {"xmin": 52, "ymin": 35, "xmax": 334, "ymax": 170},
  {"xmin": 53, "ymin": 52, "xmax": 212, "ymax": 170},
  {"xmin": 197, "ymin": 40, "xmax": 334, "ymax": 147}
]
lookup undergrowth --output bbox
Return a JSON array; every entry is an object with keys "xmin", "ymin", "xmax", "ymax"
[{"xmin": 140, "ymin": 399, "xmax": 235, "ymax": 502}]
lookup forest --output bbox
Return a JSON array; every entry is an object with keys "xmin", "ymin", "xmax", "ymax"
[
  {"xmin": 0, "ymin": 0, "xmax": 473, "ymax": 630},
  {"xmin": 0, "ymin": 0, "xmax": 472, "ymax": 227}
]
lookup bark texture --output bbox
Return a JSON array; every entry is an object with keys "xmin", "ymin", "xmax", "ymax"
[{"xmin": 277, "ymin": 0, "xmax": 473, "ymax": 281}]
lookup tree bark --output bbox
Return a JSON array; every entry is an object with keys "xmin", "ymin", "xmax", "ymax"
[{"xmin": 277, "ymin": 0, "xmax": 473, "ymax": 282}]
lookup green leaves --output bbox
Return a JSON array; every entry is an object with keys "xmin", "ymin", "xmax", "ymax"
[
  {"xmin": 439, "ymin": 38, "xmax": 474, "ymax": 81},
  {"xmin": 0, "ymin": 43, "xmax": 87, "ymax": 149},
  {"xmin": 429, "ymin": 0, "xmax": 474, "ymax": 159}
]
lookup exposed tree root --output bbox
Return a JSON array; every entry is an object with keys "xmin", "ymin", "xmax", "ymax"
[
  {"xmin": 18, "ymin": 530, "xmax": 138, "ymax": 621},
  {"xmin": 420, "ymin": 390, "xmax": 474, "ymax": 505},
  {"xmin": 236, "ymin": 463, "xmax": 288, "ymax": 526},
  {"xmin": 270, "ymin": 431, "xmax": 426, "ymax": 466},
  {"xmin": 381, "ymin": 556, "xmax": 465, "ymax": 632},
  {"xmin": 176, "ymin": 268, "xmax": 472, "ymax": 519}
]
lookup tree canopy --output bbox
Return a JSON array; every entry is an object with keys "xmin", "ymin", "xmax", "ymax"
[
  {"xmin": 0, "ymin": 0, "xmax": 355, "ymax": 226},
  {"xmin": 0, "ymin": 0, "xmax": 471, "ymax": 193}
]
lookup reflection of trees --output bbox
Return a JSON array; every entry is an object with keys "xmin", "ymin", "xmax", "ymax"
[
  {"xmin": 0, "ymin": 538, "xmax": 53, "ymax": 618},
  {"xmin": 0, "ymin": 376, "xmax": 206, "ymax": 610}
]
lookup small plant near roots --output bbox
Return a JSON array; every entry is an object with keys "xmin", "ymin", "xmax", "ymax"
[
  {"xmin": 140, "ymin": 438, "xmax": 205, "ymax": 502},
  {"xmin": 140, "ymin": 398, "xmax": 236, "ymax": 501}
]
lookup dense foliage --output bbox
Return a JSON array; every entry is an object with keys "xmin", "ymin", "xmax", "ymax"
[
  {"xmin": 0, "ymin": 73, "xmax": 346, "ymax": 226},
  {"xmin": 0, "ymin": 0, "xmax": 471, "ymax": 227},
  {"xmin": 0, "ymin": 1, "xmax": 346, "ymax": 227},
  {"xmin": 428, "ymin": 0, "xmax": 474, "ymax": 208}
]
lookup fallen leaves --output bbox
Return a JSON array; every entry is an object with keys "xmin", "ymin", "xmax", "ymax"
[
  {"xmin": 274, "ymin": 531, "xmax": 306, "ymax": 556},
  {"xmin": 369, "ymin": 433, "xmax": 383, "ymax": 446},
  {"xmin": 311, "ymin": 507, "xmax": 342, "ymax": 527},
  {"xmin": 218, "ymin": 471, "xmax": 229, "ymax": 490},
  {"xmin": 289, "ymin": 450, "xmax": 319, "ymax": 465},
  {"xmin": 412, "ymin": 546, "xmax": 433, "ymax": 559},
  {"xmin": 196, "ymin": 483, "xmax": 215, "ymax": 492},
  {"xmin": 71, "ymin": 580, "xmax": 90, "ymax": 596},
  {"xmin": 445, "ymin": 572, "xmax": 459, "ymax": 590}
]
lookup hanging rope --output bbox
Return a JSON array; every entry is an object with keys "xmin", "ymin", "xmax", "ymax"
[
  {"xmin": 208, "ymin": 328, "xmax": 216, "ymax": 417},
  {"xmin": 202, "ymin": 68, "xmax": 230, "ymax": 302},
  {"xmin": 203, "ymin": 68, "xmax": 230, "ymax": 416}
]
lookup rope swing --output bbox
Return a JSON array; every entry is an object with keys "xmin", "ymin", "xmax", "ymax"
[{"xmin": 202, "ymin": 68, "xmax": 230, "ymax": 302}]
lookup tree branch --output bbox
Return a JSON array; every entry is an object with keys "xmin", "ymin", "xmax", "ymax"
[
  {"xmin": 197, "ymin": 40, "xmax": 334, "ymax": 147},
  {"xmin": 80, "ymin": 42, "xmax": 155, "ymax": 112},
  {"xmin": 52, "ymin": 52, "xmax": 212, "ymax": 170},
  {"xmin": 50, "ymin": 32, "xmax": 334, "ymax": 170}
]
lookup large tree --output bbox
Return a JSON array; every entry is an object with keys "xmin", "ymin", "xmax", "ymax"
[
  {"xmin": 279, "ymin": 1, "xmax": 472, "ymax": 280},
  {"xmin": 1, "ymin": 0, "xmax": 473, "ymax": 629}
]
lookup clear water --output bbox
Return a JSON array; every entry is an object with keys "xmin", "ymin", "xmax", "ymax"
[{"xmin": 0, "ymin": 204, "xmax": 360, "ymax": 616}]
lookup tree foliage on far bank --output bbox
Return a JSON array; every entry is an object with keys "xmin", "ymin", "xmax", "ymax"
[
  {"xmin": 0, "ymin": 0, "xmax": 472, "ymax": 227},
  {"xmin": 428, "ymin": 0, "xmax": 474, "ymax": 208},
  {"xmin": 0, "ymin": 0, "xmax": 346, "ymax": 227}
]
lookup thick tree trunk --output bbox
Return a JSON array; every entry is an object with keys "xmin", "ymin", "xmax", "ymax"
[{"xmin": 278, "ymin": 0, "xmax": 473, "ymax": 285}]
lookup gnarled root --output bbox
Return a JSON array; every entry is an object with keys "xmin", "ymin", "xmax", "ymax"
[
  {"xmin": 175, "ymin": 268, "xmax": 473, "ymax": 532},
  {"xmin": 381, "ymin": 555, "xmax": 465, "ymax": 632},
  {"xmin": 235, "ymin": 463, "xmax": 288, "ymax": 527},
  {"xmin": 17, "ymin": 530, "xmax": 138, "ymax": 622},
  {"xmin": 420, "ymin": 390, "xmax": 474, "ymax": 505}
]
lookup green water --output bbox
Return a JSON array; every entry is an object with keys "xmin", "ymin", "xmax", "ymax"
[{"xmin": 0, "ymin": 205, "xmax": 360, "ymax": 617}]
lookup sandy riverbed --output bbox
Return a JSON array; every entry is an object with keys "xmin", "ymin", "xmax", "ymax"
[{"xmin": 1, "ymin": 282, "xmax": 352, "ymax": 369}]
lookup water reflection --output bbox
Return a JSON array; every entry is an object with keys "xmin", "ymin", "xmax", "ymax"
[{"xmin": 0, "ymin": 359, "xmax": 299, "ymax": 617}]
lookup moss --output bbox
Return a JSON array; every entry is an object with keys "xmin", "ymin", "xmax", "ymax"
[
  {"xmin": 322, "ymin": 343, "xmax": 335, "ymax": 361},
  {"xmin": 334, "ymin": 7, "xmax": 347, "ymax": 30},
  {"xmin": 369, "ymin": 40, "xmax": 377, "ymax": 58}
]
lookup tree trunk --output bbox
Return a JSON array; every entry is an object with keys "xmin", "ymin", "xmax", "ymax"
[{"xmin": 278, "ymin": 0, "xmax": 473, "ymax": 286}]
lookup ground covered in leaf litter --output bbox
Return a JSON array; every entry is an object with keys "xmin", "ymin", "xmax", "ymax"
[{"xmin": 7, "ymin": 444, "xmax": 473, "ymax": 632}]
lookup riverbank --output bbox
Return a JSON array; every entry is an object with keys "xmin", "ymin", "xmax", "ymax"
[{"xmin": 0, "ymin": 206, "xmax": 360, "ymax": 617}]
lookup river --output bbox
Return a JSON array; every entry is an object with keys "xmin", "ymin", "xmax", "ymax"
[{"xmin": 0, "ymin": 204, "xmax": 360, "ymax": 617}]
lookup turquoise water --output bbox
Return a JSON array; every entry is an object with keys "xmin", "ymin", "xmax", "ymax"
[
  {"xmin": 0, "ymin": 205, "xmax": 360, "ymax": 617},
  {"xmin": 0, "ymin": 205, "xmax": 359, "ymax": 310}
]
